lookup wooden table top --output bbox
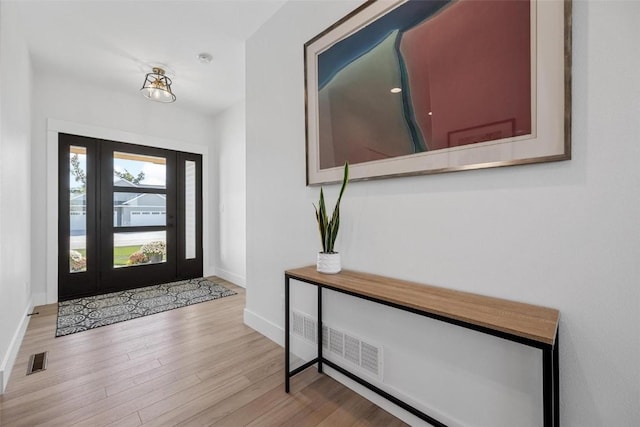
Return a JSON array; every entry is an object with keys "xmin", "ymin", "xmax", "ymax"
[{"xmin": 286, "ymin": 266, "xmax": 559, "ymax": 346}]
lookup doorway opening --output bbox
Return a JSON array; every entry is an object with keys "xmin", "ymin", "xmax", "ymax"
[{"xmin": 58, "ymin": 133, "xmax": 203, "ymax": 300}]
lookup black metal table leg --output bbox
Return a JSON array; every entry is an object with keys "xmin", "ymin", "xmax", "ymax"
[
  {"xmin": 318, "ymin": 286, "xmax": 323, "ymax": 373},
  {"xmin": 543, "ymin": 328, "xmax": 560, "ymax": 427},
  {"xmin": 554, "ymin": 330, "xmax": 560, "ymax": 426},
  {"xmin": 284, "ymin": 275, "xmax": 291, "ymax": 393},
  {"xmin": 543, "ymin": 343, "xmax": 553, "ymax": 427}
]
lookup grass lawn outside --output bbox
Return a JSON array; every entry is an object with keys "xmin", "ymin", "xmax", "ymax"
[
  {"xmin": 114, "ymin": 245, "xmax": 144, "ymax": 266},
  {"xmin": 74, "ymin": 245, "xmax": 143, "ymax": 266}
]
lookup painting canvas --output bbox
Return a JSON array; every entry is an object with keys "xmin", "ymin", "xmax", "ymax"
[{"xmin": 305, "ymin": 0, "xmax": 571, "ymax": 185}]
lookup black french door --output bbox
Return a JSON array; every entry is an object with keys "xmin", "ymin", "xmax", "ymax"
[{"xmin": 58, "ymin": 133, "xmax": 203, "ymax": 300}]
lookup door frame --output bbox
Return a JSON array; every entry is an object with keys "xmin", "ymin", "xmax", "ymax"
[{"xmin": 46, "ymin": 119, "xmax": 210, "ymax": 304}]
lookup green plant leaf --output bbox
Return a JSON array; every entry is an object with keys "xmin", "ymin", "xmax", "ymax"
[
  {"xmin": 313, "ymin": 162, "xmax": 348, "ymax": 254},
  {"xmin": 335, "ymin": 162, "xmax": 349, "ymax": 207},
  {"xmin": 314, "ymin": 204, "xmax": 324, "ymax": 252},
  {"xmin": 327, "ymin": 207, "xmax": 340, "ymax": 253},
  {"xmin": 318, "ymin": 188, "xmax": 328, "ymax": 252}
]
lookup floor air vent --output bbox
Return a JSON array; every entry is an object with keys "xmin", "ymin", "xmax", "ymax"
[
  {"xmin": 291, "ymin": 310, "xmax": 383, "ymax": 380},
  {"xmin": 27, "ymin": 351, "xmax": 48, "ymax": 375}
]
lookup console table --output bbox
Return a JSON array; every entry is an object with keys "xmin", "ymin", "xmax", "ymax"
[{"xmin": 284, "ymin": 266, "xmax": 560, "ymax": 427}]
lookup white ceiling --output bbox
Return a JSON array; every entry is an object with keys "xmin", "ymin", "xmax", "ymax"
[{"xmin": 8, "ymin": 0, "xmax": 286, "ymax": 116}]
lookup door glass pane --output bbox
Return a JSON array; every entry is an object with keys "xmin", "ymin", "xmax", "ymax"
[
  {"xmin": 185, "ymin": 160, "xmax": 196, "ymax": 259},
  {"xmin": 113, "ymin": 151, "xmax": 166, "ymax": 189},
  {"xmin": 113, "ymin": 231, "xmax": 166, "ymax": 268},
  {"xmin": 113, "ymin": 192, "xmax": 166, "ymax": 227},
  {"xmin": 69, "ymin": 145, "xmax": 87, "ymax": 273}
]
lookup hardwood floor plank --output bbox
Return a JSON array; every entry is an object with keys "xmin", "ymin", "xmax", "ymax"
[
  {"xmin": 176, "ymin": 369, "xmax": 285, "ymax": 426},
  {"xmin": 206, "ymin": 368, "xmax": 325, "ymax": 427},
  {"xmin": 4, "ymin": 387, "xmax": 108, "ymax": 427},
  {"xmin": 139, "ymin": 348, "xmax": 283, "ymax": 426},
  {"xmin": 104, "ymin": 412, "xmax": 143, "ymax": 427},
  {"xmin": 56, "ymin": 374, "xmax": 202, "ymax": 427},
  {"xmin": 3, "ymin": 344, "xmax": 163, "ymax": 404},
  {"xmin": 0, "ymin": 278, "xmax": 407, "ymax": 427},
  {"xmin": 246, "ymin": 376, "xmax": 347, "ymax": 427},
  {"xmin": 139, "ymin": 374, "xmax": 251, "ymax": 426},
  {"xmin": 0, "ymin": 359, "xmax": 161, "ymax": 417},
  {"xmin": 316, "ymin": 390, "xmax": 375, "ymax": 427},
  {"xmin": 105, "ymin": 330, "xmax": 272, "ymax": 399},
  {"xmin": 4, "ymin": 353, "xmax": 132, "ymax": 399},
  {"xmin": 352, "ymin": 410, "xmax": 410, "ymax": 427}
]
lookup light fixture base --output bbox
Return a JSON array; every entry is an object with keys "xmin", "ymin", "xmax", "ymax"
[{"xmin": 140, "ymin": 67, "xmax": 176, "ymax": 103}]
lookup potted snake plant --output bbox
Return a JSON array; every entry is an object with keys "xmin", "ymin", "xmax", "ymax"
[{"xmin": 314, "ymin": 162, "xmax": 349, "ymax": 274}]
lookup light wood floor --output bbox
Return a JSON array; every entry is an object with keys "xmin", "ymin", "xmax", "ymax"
[{"xmin": 0, "ymin": 279, "xmax": 407, "ymax": 426}]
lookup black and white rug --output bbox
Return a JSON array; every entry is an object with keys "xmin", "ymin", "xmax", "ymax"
[{"xmin": 56, "ymin": 278, "xmax": 237, "ymax": 337}]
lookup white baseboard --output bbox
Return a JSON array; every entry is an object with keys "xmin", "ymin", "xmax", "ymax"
[
  {"xmin": 243, "ymin": 308, "xmax": 283, "ymax": 346},
  {"xmin": 0, "ymin": 299, "xmax": 33, "ymax": 393},
  {"xmin": 212, "ymin": 267, "xmax": 246, "ymax": 288},
  {"xmin": 241, "ymin": 308, "xmax": 457, "ymax": 427}
]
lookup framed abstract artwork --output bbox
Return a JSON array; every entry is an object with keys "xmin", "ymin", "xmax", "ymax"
[{"xmin": 304, "ymin": 0, "xmax": 572, "ymax": 185}]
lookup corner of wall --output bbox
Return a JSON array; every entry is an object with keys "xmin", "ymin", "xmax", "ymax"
[
  {"xmin": 32, "ymin": 292, "xmax": 47, "ymax": 307},
  {"xmin": 243, "ymin": 307, "xmax": 283, "ymax": 346},
  {"xmin": 210, "ymin": 266, "xmax": 246, "ymax": 288}
]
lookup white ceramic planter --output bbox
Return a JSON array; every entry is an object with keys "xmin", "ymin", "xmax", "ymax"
[{"xmin": 317, "ymin": 252, "xmax": 341, "ymax": 274}]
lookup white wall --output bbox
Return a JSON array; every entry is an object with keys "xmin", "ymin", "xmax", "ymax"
[
  {"xmin": 245, "ymin": 1, "xmax": 640, "ymax": 426},
  {"xmin": 0, "ymin": 2, "xmax": 34, "ymax": 393},
  {"xmin": 30, "ymin": 67, "xmax": 217, "ymax": 304},
  {"xmin": 211, "ymin": 101, "xmax": 246, "ymax": 286}
]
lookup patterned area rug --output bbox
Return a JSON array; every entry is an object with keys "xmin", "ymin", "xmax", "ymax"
[{"xmin": 56, "ymin": 278, "xmax": 236, "ymax": 337}]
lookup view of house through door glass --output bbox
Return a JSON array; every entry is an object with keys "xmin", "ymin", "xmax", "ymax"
[
  {"xmin": 59, "ymin": 134, "xmax": 203, "ymax": 300},
  {"xmin": 69, "ymin": 145, "xmax": 88, "ymax": 273},
  {"xmin": 112, "ymin": 151, "xmax": 168, "ymax": 268}
]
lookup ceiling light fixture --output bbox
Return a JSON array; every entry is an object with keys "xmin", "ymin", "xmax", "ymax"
[{"xmin": 140, "ymin": 67, "xmax": 176, "ymax": 103}]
